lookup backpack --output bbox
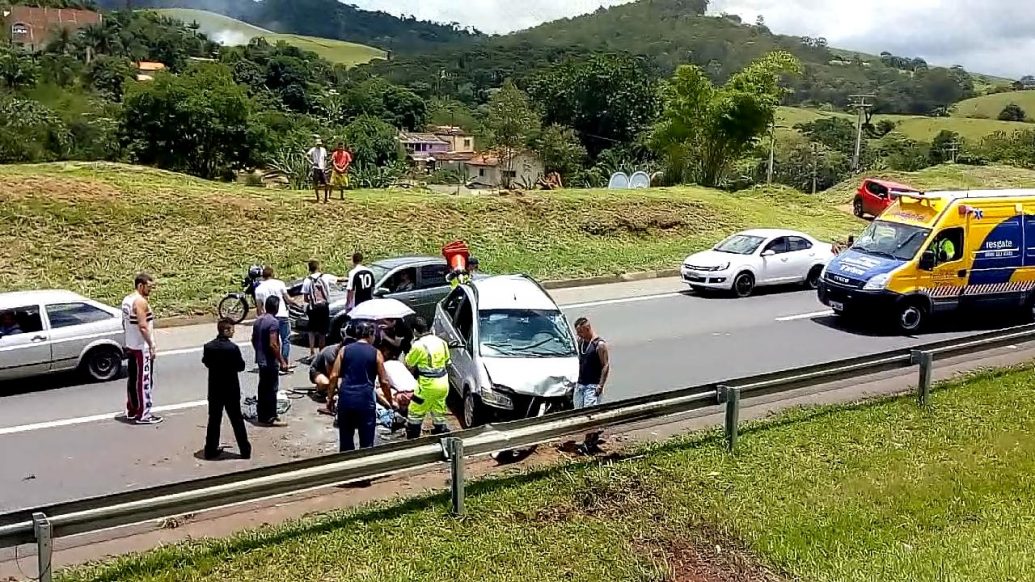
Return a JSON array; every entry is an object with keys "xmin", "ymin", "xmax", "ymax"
[{"xmin": 307, "ymin": 273, "xmax": 330, "ymax": 306}]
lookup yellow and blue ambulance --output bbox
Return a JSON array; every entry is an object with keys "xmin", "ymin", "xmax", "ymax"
[{"xmin": 818, "ymin": 188, "xmax": 1035, "ymax": 333}]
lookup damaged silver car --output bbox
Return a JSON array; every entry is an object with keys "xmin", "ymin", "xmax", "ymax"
[{"xmin": 432, "ymin": 274, "xmax": 578, "ymax": 428}]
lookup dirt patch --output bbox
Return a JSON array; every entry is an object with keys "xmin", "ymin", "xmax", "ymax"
[
  {"xmin": 0, "ymin": 175, "xmax": 123, "ymax": 203},
  {"xmin": 649, "ymin": 528, "xmax": 785, "ymax": 582}
]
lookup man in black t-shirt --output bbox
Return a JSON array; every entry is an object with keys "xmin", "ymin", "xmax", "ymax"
[
  {"xmin": 346, "ymin": 252, "xmax": 376, "ymax": 312},
  {"xmin": 310, "ymin": 341, "xmax": 344, "ymax": 411}
]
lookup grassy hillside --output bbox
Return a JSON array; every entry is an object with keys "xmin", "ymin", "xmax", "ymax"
[
  {"xmin": 952, "ymin": 90, "xmax": 1035, "ymax": 121},
  {"xmin": 823, "ymin": 164, "xmax": 1035, "ymax": 203},
  {"xmin": 777, "ymin": 107, "xmax": 1033, "ymax": 142},
  {"xmin": 0, "ymin": 162, "xmax": 860, "ymax": 318},
  {"xmin": 151, "ymin": 8, "xmax": 386, "ymax": 66},
  {"xmin": 60, "ymin": 364, "xmax": 1035, "ymax": 581}
]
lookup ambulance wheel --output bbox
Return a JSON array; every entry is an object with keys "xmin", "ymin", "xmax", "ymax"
[{"xmin": 895, "ymin": 300, "xmax": 926, "ymax": 334}]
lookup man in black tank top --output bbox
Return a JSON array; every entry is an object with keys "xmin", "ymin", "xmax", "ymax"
[
  {"xmin": 574, "ymin": 317, "xmax": 610, "ymax": 454},
  {"xmin": 328, "ymin": 321, "xmax": 393, "ymax": 451}
]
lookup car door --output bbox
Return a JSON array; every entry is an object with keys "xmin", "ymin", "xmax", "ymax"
[
  {"xmin": 921, "ymin": 226, "xmax": 968, "ymax": 313},
  {"xmin": 0, "ymin": 304, "xmax": 51, "ymax": 381},
  {"xmin": 413, "ymin": 262, "xmax": 452, "ymax": 321},
  {"xmin": 44, "ymin": 301, "xmax": 121, "ymax": 372},
  {"xmin": 786, "ymin": 236, "xmax": 820, "ymax": 282},
  {"xmin": 434, "ymin": 288, "xmax": 468, "ymax": 392},
  {"xmin": 378, "ymin": 266, "xmax": 423, "ymax": 316},
  {"xmin": 448, "ymin": 292, "xmax": 478, "ymax": 394},
  {"xmin": 758, "ymin": 237, "xmax": 796, "ymax": 283}
]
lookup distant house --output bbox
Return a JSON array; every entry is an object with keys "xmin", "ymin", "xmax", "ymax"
[
  {"xmin": 136, "ymin": 61, "xmax": 167, "ymax": 82},
  {"xmin": 429, "ymin": 125, "xmax": 475, "ymax": 154},
  {"xmin": 464, "ymin": 150, "xmax": 544, "ymax": 189},
  {"xmin": 3, "ymin": 5, "xmax": 101, "ymax": 52},
  {"xmin": 398, "ymin": 131, "xmax": 451, "ymax": 170}
]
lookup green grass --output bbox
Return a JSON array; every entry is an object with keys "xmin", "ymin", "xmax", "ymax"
[
  {"xmin": 0, "ymin": 162, "xmax": 860, "ymax": 318},
  {"xmin": 260, "ymin": 34, "xmax": 386, "ymax": 66},
  {"xmin": 952, "ymin": 90, "xmax": 1035, "ymax": 122},
  {"xmin": 823, "ymin": 163, "xmax": 1035, "ymax": 203},
  {"xmin": 57, "ymin": 362, "xmax": 1035, "ymax": 581},
  {"xmin": 777, "ymin": 106, "xmax": 1032, "ymax": 143},
  {"xmin": 149, "ymin": 8, "xmax": 386, "ymax": 66}
]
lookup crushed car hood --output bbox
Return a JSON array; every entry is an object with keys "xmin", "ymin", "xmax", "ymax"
[{"xmin": 482, "ymin": 356, "xmax": 578, "ymax": 398}]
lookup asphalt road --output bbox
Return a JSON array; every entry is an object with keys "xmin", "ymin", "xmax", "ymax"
[{"xmin": 0, "ymin": 278, "xmax": 1015, "ymax": 511}]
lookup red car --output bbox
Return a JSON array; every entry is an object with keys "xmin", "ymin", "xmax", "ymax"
[{"xmin": 852, "ymin": 178, "xmax": 918, "ymax": 219}]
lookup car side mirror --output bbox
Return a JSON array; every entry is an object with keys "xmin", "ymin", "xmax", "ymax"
[
  {"xmin": 373, "ymin": 287, "xmax": 390, "ymax": 297},
  {"xmin": 761, "ymin": 249, "xmax": 776, "ymax": 257},
  {"xmin": 447, "ymin": 339, "xmax": 464, "ymax": 349},
  {"xmin": 919, "ymin": 250, "xmax": 936, "ymax": 271}
]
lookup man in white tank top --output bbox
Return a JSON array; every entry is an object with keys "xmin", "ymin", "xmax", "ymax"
[{"xmin": 122, "ymin": 272, "xmax": 162, "ymax": 425}]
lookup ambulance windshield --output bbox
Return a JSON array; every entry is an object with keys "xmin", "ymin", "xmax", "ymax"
[{"xmin": 853, "ymin": 220, "xmax": 931, "ymax": 261}]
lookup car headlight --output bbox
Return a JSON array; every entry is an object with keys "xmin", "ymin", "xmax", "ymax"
[
  {"xmin": 484, "ymin": 384, "xmax": 514, "ymax": 409},
  {"xmin": 863, "ymin": 273, "xmax": 890, "ymax": 290},
  {"xmin": 716, "ymin": 262, "xmax": 730, "ymax": 271}
]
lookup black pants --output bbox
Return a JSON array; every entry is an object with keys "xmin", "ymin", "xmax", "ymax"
[
  {"xmin": 256, "ymin": 365, "xmax": 280, "ymax": 423},
  {"xmin": 338, "ymin": 394, "xmax": 376, "ymax": 452},
  {"xmin": 205, "ymin": 388, "xmax": 250, "ymax": 458}
]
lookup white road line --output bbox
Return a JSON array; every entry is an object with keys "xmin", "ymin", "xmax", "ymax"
[
  {"xmin": 775, "ymin": 310, "xmax": 834, "ymax": 322},
  {"xmin": 561, "ymin": 292, "xmax": 685, "ymax": 310},
  {"xmin": 0, "ymin": 400, "xmax": 208, "ymax": 436},
  {"xmin": 158, "ymin": 341, "xmax": 249, "ymax": 358}
]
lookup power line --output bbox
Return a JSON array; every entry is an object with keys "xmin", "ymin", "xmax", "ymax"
[{"xmin": 848, "ymin": 94, "xmax": 875, "ymax": 171}]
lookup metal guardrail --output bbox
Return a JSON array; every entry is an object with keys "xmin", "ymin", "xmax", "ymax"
[{"xmin": 4, "ymin": 323, "xmax": 1035, "ymax": 581}]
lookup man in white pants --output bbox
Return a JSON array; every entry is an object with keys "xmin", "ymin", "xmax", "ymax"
[{"xmin": 122, "ymin": 272, "xmax": 161, "ymax": 425}]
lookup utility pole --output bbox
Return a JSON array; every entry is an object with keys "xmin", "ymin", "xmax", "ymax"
[
  {"xmin": 849, "ymin": 94, "xmax": 875, "ymax": 171},
  {"xmin": 946, "ymin": 139, "xmax": 960, "ymax": 164},
  {"xmin": 811, "ymin": 142, "xmax": 819, "ymax": 195},
  {"xmin": 767, "ymin": 119, "xmax": 776, "ymax": 186}
]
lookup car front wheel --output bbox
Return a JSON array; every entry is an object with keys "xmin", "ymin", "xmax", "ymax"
[
  {"xmin": 83, "ymin": 346, "xmax": 123, "ymax": 382},
  {"xmin": 462, "ymin": 386, "xmax": 488, "ymax": 428},
  {"xmin": 732, "ymin": 271, "xmax": 755, "ymax": 298},
  {"xmin": 853, "ymin": 198, "xmax": 865, "ymax": 218}
]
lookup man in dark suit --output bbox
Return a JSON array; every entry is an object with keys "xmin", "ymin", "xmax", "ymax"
[{"xmin": 202, "ymin": 319, "xmax": 251, "ymax": 460}]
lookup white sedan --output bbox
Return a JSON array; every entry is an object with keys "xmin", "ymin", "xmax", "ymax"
[
  {"xmin": 681, "ymin": 229, "xmax": 835, "ymax": 297},
  {"xmin": 0, "ymin": 290, "xmax": 126, "ymax": 383}
]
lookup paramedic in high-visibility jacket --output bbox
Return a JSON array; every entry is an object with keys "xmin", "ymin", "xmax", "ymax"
[{"xmin": 404, "ymin": 317, "xmax": 451, "ymax": 439}]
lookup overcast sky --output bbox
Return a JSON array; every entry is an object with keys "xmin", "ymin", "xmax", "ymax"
[{"xmin": 345, "ymin": 0, "xmax": 1028, "ymax": 79}]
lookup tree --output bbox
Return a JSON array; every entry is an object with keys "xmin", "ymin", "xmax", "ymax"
[
  {"xmin": 930, "ymin": 130, "xmax": 961, "ymax": 164},
  {"xmin": 486, "ymin": 80, "xmax": 540, "ymax": 187},
  {"xmin": 650, "ymin": 51, "xmax": 802, "ymax": 187},
  {"xmin": 342, "ymin": 114, "xmax": 405, "ymax": 167},
  {"xmin": 999, "ymin": 103, "xmax": 1027, "ymax": 122},
  {"xmin": 84, "ymin": 55, "xmax": 134, "ymax": 99},
  {"xmin": 526, "ymin": 53, "xmax": 660, "ymax": 159},
  {"xmin": 0, "ymin": 47, "xmax": 39, "ymax": 89},
  {"xmin": 122, "ymin": 63, "xmax": 255, "ymax": 179},
  {"xmin": 531, "ymin": 124, "xmax": 588, "ymax": 180},
  {"xmin": 794, "ymin": 117, "xmax": 857, "ymax": 155}
]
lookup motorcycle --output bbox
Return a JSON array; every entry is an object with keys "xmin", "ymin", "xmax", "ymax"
[{"xmin": 217, "ymin": 265, "xmax": 263, "ymax": 324}]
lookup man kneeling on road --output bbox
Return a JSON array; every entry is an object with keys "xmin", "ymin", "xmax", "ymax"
[
  {"xmin": 404, "ymin": 317, "xmax": 451, "ymax": 439},
  {"xmin": 310, "ymin": 338, "xmax": 344, "ymax": 412}
]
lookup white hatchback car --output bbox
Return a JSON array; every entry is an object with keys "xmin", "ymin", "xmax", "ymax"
[
  {"xmin": 432, "ymin": 274, "xmax": 579, "ymax": 428},
  {"xmin": 0, "ymin": 290, "xmax": 126, "ymax": 383},
  {"xmin": 681, "ymin": 228, "xmax": 835, "ymax": 297}
]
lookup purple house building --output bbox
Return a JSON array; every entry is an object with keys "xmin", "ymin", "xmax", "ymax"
[{"xmin": 398, "ymin": 132, "xmax": 450, "ymax": 169}]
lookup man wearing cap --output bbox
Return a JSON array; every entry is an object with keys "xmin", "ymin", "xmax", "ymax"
[{"xmin": 306, "ymin": 137, "xmax": 330, "ymax": 202}]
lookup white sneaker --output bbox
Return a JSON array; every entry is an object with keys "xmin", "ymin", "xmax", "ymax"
[{"xmin": 135, "ymin": 415, "xmax": 164, "ymax": 425}]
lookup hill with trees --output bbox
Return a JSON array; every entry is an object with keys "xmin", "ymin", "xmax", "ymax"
[
  {"xmin": 91, "ymin": 0, "xmax": 481, "ymax": 53},
  {"xmin": 361, "ymin": 0, "xmax": 993, "ymax": 117}
]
